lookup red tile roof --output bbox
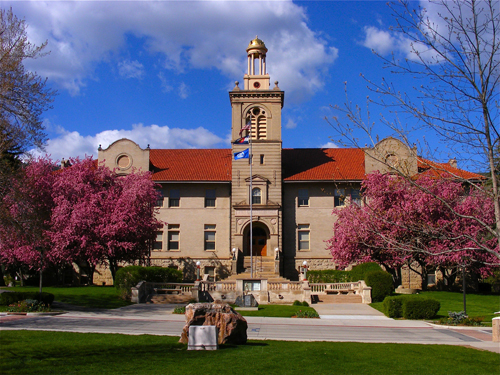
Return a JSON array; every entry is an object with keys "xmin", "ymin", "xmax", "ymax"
[
  {"xmin": 150, "ymin": 149, "xmax": 232, "ymax": 181},
  {"xmin": 282, "ymin": 148, "xmax": 365, "ymax": 181},
  {"xmin": 148, "ymin": 148, "xmax": 480, "ymax": 182},
  {"xmin": 417, "ymin": 158, "xmax": 485, "ymax": 180}
]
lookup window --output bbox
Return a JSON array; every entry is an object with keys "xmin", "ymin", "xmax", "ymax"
[
  {"xmin": 153, "ymin": 231, "xmax": 163, "ymax": 251},
  {"xmin": 167, "ymin": 224, "xmax": 180, "ymax": 250},
  {"xmin": 351, "ymin": 189, "xmax": 361, "ymax": 206},
  {"xmin": 334, "ymin": 188, "xmax": 345, "ymax": 207},
  {"xmin": 260, "ymin": 154, "xmax": 264, "ymax": 165},
  {"xmin": 204, "ymin": 266, "xmax": 215, "ymax": 282},
  {"xmin": 298, "ymin": 224, "xmax": 310, "ymax": 251},
  {"xmin": 169, "ymin": 189, "xmax": 180, "ymax": 207},
  {"xmin": 204, "ymin": 224, "xmax": 216, "ymax": 251},
  {"xmin": 205, "ymin": 189, "xmax": 216, "ymax": 207},
  {"xmin": 252, "ymin": 188, "xmax": 261, "ymax": 204},
  {"xmin": 298, "ymin": 189, "xmax": 309, "ymax": 207},
  {"xmin": 155, "ymin": 191, "xmax": 164, "ymax": 207}
]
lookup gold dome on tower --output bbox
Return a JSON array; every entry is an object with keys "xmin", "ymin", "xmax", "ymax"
[{"xmin": 247, "ymin": 36, "xmax": 268, "ymax": 53}]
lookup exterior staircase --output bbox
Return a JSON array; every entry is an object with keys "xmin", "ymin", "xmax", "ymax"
[{"xmin": 225, "ymin": 256, "xmax": 288, "ymax": 282}]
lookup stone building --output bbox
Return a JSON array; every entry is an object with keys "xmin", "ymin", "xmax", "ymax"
[{"xmin": 95, "ymin": 37, "xmax": 481, "ymax": 286}]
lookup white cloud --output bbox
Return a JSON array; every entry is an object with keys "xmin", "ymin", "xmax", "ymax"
[
  {"xmin": 361, "ymin": 26, "xmax": 397, "ymax": 55},
  {"xmin": 29, "ymin": 123, "xmax": 225, "ymax": 161},
  {"xmin": 118, "ymin": 60, "xmax": 145, "ymax": 79},
  {"xmin": 285, "ymin": 118, "xmax": 297, "ymax": 129},
  {"xmin": 11, "ymin": 0, "xmax": 338, "ymax": 102},
  {"xmin": 178, "ymin": 82, "xmax": 189, "ymax": 99},
  {"xmin": 320, "ymin": 141, "xmax": 338, "ymax": 148}
]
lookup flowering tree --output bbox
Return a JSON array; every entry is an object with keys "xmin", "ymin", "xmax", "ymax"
[
  {"xmin": 0, "ymin": 157, "xmax": 56, "ymax": 291},
  {"xmin": 0, "ymin": 157, "xmax": 162, "ymax": 284},
  {"xmin": 50, "ymin": 158, "xmax": 162, "ymax": 282},
  {"xmin": 327, "ymin": 172, "xmax": 498, "ymax": 289}
]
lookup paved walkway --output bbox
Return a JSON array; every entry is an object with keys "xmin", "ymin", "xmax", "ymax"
[{"xmin": 1, "ymin": 302, "xmax": 498, "ymax": 354}]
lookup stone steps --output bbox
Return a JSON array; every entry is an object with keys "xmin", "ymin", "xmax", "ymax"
[
  {"xmin": 224, "ymin": 272, "xmax": 289, "ymax": 283},
  {"xmin": 150, "ymin": 294, "xmax": 193, "ymax": 304},
  {"xmin": 313, "ymin": 294, "xmax": 362, "ymax": 304}
]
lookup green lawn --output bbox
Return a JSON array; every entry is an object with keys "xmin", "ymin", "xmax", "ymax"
[
  {"xmin": 370, "ymin": 291, "xmax": 500, "ymax": 322},
  {"xmin": 0, "ymin": 286, "xmax": 132, "ymax": 309},
  {"xmin": 236, "ymin": 304, "xmax": 318, "ymax": 317},
  {"xmin": 1, "ymin": 331, "xmax": 497, "ymax": 375}
]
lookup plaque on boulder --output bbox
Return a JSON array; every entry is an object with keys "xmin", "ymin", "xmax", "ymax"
[
  {"xmin": 179, "ymin": 303, "xmax": 247, "ymax": 345},
  {"xmin": 235, "ymin": 294, "xmax": 259, "ymax": 307}
]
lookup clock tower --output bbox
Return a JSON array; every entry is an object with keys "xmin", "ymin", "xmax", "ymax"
[{"xmin": 229, "ymin": 37, "xmax": 284, "ymax": 276}]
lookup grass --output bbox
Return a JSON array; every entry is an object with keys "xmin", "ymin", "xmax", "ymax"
[
  {"xmin": 0, "ymin": 286, "xmax": 132, "ymax": 309},
  {"xmin": 235, "ymin": 304, "xmax": 318, "ymax": 318},
  {"xmin": 1, "ymin": 331, "xmax": 497, "ymax": 375},
  {"xmin": 370, "ymin": 291, "xmax": 500, "ymax": 322}
]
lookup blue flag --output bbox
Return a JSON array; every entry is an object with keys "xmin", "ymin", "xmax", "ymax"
[{"xmin": 234, "ymin": 148, "xmax": 249, "ymax": 160}]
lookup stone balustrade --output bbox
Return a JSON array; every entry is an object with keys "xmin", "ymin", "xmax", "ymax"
[{"xmin": 132, "ymin": 279, "xmax": 371, "ymax": 305}]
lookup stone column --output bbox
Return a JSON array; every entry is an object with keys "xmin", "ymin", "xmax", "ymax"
[{"xmin": 493, "ymin": 317, "xmax": 500, "ymax": 342}]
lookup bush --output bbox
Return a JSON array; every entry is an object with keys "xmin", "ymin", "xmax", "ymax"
[
  {"xmin": 7, "ymin": 299, "xmax": 51, "ymax": 313},
  {"xmin": 293, "ymin": 300, "xmax": 309, "ymax": 307},
  {"xmin": 350, "ymin": 262, "xmax": 383, "ymax": 282},
  {"xmin": 295, "ymin": 309, "xmax": 319, "ymax": 318},
  {"xmin": 307, "ymin": 270, "xmax": 351, "ymax": 283},
  {"xmin": 382, "ymin": 295, "xmax": 405, "ymax": 318},
  {"xmin": 173, "ymin": 306, "xmax": 186, "ymax": 314},
  {"xmin": 365, "ymin": 270, "xmax": 393, "ymax": 302},
  {"xmin": 114, "ymin": 266, "xmax": 183, "ymax": 300},
  {"xmin": 0, "ymin": 291, "xmax": 54, "ymax": 306},
  {"xmin": 402, "ymin": 297, "xmax": 440, "ymax": 319},
  {"xmin": 383, "ymin": 295, "xmax": 440, "ymax": 319}
]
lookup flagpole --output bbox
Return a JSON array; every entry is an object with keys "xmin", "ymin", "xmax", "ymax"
[{"xmin": 249, "ymin": 119, "xmax": 253, "ymax": 279}]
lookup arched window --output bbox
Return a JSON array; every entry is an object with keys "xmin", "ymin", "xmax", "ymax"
[
  {"xmin": 252, "ymin": 188, "xmax": 261, "ymax": 204},
  {"xmin": 246, "ymin": 107, "xmax": 267, "ymax": 140}
]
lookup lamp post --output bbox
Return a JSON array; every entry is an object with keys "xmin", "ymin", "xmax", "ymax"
[
  {"xmin": 196, "ymin": 261, "xmax": 201, "ymax": 281},
  {"xmin": 274, "ymin": 247, "xmax": 279, "ymax": 260},
  {"xmin": 302, "ymin": 261, "xmax": 308, "ymax": 281},
  {"xmin": 231, "ymin": 248, "xmax": 237, "ymax": 260}
]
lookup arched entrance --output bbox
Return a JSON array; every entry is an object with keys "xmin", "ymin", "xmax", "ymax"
[{"xmin": 244, "ymin": 223, "xmax": 269, "ymax": 256}]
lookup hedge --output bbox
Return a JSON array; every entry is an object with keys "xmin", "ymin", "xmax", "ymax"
[
  {"xmin": 349, "ymin": 262, "xmax": 383, "ymax": 282},
  {"xmin": 0, "ymin": 291, "xmax": 55, "ymax": 306},
  {"xmin": 383, "ymin": 295, "xmax": 440, "ymax": 319},
  {"xmin": 365, "ymin": 270, "xmax": 394, "ymax": 302},
  {"xmin": 306, "ymin": 262, "xmax": 382, "ymax": 283},
  {"xmin": 306, "ymin": 269, "xmax": 351, "ymax": 283},
  {"xmin": 114, "ymin": 266, "xmax": 183, "ymax": 300}
]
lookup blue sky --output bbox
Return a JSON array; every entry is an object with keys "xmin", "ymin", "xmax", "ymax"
[{"xmin": 3, "ymin": 0, "xmax": 474, "ymax": 167}]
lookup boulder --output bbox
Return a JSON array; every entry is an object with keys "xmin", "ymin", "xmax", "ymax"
[{"xmin": 179, "ymin": 303, "xmax": 247, "ymax": 345}]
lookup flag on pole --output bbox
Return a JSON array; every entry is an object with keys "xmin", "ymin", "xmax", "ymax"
[
  {"xmin": 234, "ymin": 148, "xmax": 250, "ymax": 160},
  {"xmin": 233, "ymin": 136, "xmax": 249, "ymax": 144},
  {"xmin": 239, "ymin": 120, "xmax": 251, "ymax": 135}
]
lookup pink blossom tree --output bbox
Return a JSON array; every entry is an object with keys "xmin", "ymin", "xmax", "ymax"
[
  {"xmin": 0, "ymin": 156, "xmax": 162, "ymax": 285},
  {"xmin": 0, "ymin": 157, "xmax": 56, "ymax": 291},
  {"xmin": 327, "ymin": 172, "xmax": 498, "ymax": 289},
  {"xmin": 49, "ymin": 158, "xmax": 162, "ymax": 282}
]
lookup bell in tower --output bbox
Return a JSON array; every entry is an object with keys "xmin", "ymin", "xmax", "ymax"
[{"xmin": 244, "ymin": 36, "xmax": 270, "ymax": 90}]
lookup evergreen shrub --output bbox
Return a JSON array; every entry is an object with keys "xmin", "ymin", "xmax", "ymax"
[
  {"xmin": 0, "ymin": 291, "xmax": 54, "ymax": 306},
  {"xmin": 365, "ymin": 270, "xmax": 394, "ymax": 302},
  {"xmin": 382, "ymin": 295, "xmax": 440, "ymax": 319},
  {"xmin": 382, "ymin": 295, "xmax": 406, "ymax": 318},
  {"xmin": 402, "ymin": 297, "xmax": 440, "ymax": 319},
  {"xmin": 115, "ymin": 266, "xmax": 182, "ymax": 300},
  {"xmin": 306, "ymin": 269, "xmax": 351, "ymax": 283},
  {"xmin": 350, "ymin": 262, "xmax": 383, "ymax": 282}
]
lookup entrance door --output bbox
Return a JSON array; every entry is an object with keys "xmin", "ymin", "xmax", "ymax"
[{"xmin": 251, "ymin": 227, "xmax": 267, "ymax": 256}]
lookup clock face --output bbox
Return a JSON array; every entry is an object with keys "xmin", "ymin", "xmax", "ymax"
[{"xmin": 253, "ymin": 81, "xmax": 261, "ymax": 89}]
